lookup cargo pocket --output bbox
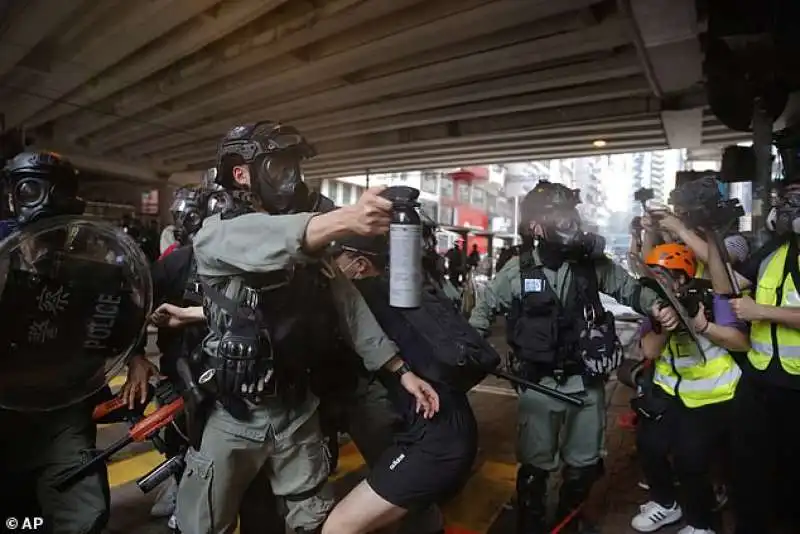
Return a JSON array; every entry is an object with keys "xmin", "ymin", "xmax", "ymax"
[{"xmin": 176, "ymin": 448, "xmax": 214, "ymax": 534}]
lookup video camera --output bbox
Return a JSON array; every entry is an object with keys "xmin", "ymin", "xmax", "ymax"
[{"xmin": 669, "ymin": 173, "xmax": 745, "ymax": 231}]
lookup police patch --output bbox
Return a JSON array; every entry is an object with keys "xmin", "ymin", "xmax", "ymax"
[{"xmin": 524, "ymin": 278, "xmax": 543, "ymax": 293}]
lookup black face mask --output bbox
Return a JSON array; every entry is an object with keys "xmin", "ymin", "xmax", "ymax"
[
  {"xmin": 10, "ymin": 176, "xmax": 85, "ymax": 225},
  {"xmin": 253, "ymin": 153, "xmax": 305, "ymax": 215}
]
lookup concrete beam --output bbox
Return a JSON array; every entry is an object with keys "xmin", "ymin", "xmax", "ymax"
[
  {"xmin": 307, "ymin": 125, "xmax": 666, "ymax": 166},
  {"xmin": 125, "ymin": 38, "xmax": 640, "ymax": 158},
  {"xmin": 162, "ymin": 96, "xmax": 662, "ymax": 168},
  {"xmin": 623, "ymin": 0, "xmax": 704, "ymax": 148},
  {"xmin": 151, "ymin": 76, "xmax": 651, "ymax": 162},
  {"xmin": 26, "ymin": 0, "xmax": 293, "ymax": 128},
  {"xmin": 0, "ymin": 0, "xmax": 84, "ymax": 80},
  {"xmin": 301, "ymin": 141, "xmax": 671, "ymax": 181},
  {"xmin": 55, "ymin": 0, "xmax": 427, "ymax": 140},
  {"xmin": 30, "ymin": 141, "xmax": 162, "ymax": 184},
  {"xmin": 661, "ymin": 108, "xmax": 704, "ymax": 148},
  {"xmin": 4, "ymin": 0, "xmax": 225, "ymax": 129},
  {"xmin": 167, "ymin": 171, "xmax": 206, "ymax": 187},
  {"xmin": 88, "ymin": 0, "xmax": 609, "ymax": 152}
]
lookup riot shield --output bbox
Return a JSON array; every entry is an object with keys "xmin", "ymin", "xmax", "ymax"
[
  {"xmin": 627, "ymin": 252, "xmax": 706, "ymax": 360},
  {"xmin": 0, "ymin": 216, "xmax": 153, "ymax": 411}
]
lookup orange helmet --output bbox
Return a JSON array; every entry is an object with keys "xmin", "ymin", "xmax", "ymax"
[{"xmin": 644, "ymin": 243, "xmax": 697, "ymax": 279}]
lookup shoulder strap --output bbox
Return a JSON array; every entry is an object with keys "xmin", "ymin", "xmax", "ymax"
[
  {"xmin": 200, "ymin": 280, "xmax": 254, "ymax": 320},
  {"xmin": 572, "ymin": 259, "xmax": 604, "ymax": 317}
]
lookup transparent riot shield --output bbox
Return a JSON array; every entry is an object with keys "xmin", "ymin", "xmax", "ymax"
[
  {"xmin": 0, "ymin": 216, "xmax": 153, "ymax": 411},
  {"xmin": 627, "ymin": 252, "xmax": 706, "ymax": 360}
]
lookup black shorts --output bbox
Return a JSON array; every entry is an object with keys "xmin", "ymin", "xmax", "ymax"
[{"xmin": 366, "ymin": 383, "xmax": 478, "ymax": 509}]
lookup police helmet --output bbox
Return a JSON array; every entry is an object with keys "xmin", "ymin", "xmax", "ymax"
[{"xmin": 3, "ymin": 151, "xmax": 85, "ymax": 225}]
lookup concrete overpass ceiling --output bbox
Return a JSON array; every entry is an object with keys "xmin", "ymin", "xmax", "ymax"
[{"xmin": 0, "ymin": 0, "xmax": 747, "ymax": 185}]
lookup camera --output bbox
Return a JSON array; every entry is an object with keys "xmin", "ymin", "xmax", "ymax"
[
  {"xmin": 634, "ymin": 187, "xmax": 655, "ymax": 204},
  {"xmin": 682, "ymin": 198, "xmax": 745, "ymax": 231}
]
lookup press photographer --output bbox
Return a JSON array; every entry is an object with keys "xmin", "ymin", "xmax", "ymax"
[
  {"xmin": 631, "ymin": 243, "xmax": 747, "ymax": 534},
  {"xmin": 644, "ymin": 176, "xmax": 749, "ymax": 276}
]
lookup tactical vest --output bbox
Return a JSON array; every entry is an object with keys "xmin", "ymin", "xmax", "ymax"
[
  {"xmin": 506, "ymin": 248, "xmax": 602, "ymax": 378},
  {"xmin": 748, "ymin": 241, "xmax": 800, "ymax": 375},
  {"xmin": 202, "ymin": 262, "xmax": 340, "ymax": 398},
  {"xmin": 653, "ymin": 331, "xmax": 741, "ymax": 408}
]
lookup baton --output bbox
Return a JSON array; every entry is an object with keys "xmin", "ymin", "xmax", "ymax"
[
  {"xmin": 489, "ymin": 369, "xmax": 585, "ymax": 407},
  {"xmin": 53, "ymin": 397, "xmax": 185, "ymax": 492}
]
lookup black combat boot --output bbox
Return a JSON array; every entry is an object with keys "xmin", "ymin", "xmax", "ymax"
[
  {"xmin": 516, "ymin": 464, "xmax": 549, "ymax": 534},
  {"xmin": 554, "ymin": 463, "xmax": 602, "ymax": 534}
]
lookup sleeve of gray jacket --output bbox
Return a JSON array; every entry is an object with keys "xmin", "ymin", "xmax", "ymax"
[
  {"xmin": 328, "ymin": 264, "xmax": 398, "ymax": 371},
  {"xmin": 595, "ymin": 257, "xmax": 660, "ymax": 315},
  {"xmin": 192, "ymin": 212, "xmax": 318, "ymax": 277}
]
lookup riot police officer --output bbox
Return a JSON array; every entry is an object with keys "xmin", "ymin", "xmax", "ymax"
[
  {"xmin": 175, "ymin": 122, "xmax": 438, "ymax": 534},
  {"xmin": 0, "ymin": 152, "xmax": 117, "ymax": 533},
  {"xmin": 469, "ymin": 181, "xmax": 677, "ymax": 534}
]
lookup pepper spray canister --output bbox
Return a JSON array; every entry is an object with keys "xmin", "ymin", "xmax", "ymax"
[{"xmin": 382, "ymin": 186, "xmax": 423, "ymax": 308}]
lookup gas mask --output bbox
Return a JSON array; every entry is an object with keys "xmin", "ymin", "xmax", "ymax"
[
  {"xmin": 170, "ymin": 188, "xmax": 204, "ymax": 245},
  {"xmin": 216, "ymin": 121, "xmax": 316, "ymax": 216},
  {"xmin": 766, "ymin": 189, "xmax": 800, "ymax": 235},
  {"xmin": 538, "ymin": 207, "xmax": 583, "ymax": 247},
  {"xmin": 252, "ymin": 154, "xmax": 307, "ymax": 214},
  {"xmin": 4, "ymin": 152, "xmax": 85, "ymax": 225},
  {"xmin": 205, "ymin": 189, "xmax": 256, "ymax": 219}
]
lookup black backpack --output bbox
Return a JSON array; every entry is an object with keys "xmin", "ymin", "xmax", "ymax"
[{"xmin": 355, "ymin": 276, "xmax": 501, "ymax": 392}]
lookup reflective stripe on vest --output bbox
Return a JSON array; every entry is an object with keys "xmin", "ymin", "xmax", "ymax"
[
  {"xmin": 748, "ymin": 243, "xmax": 800, "ymax": 374},
  {"xmin": 696, "ymin": 262, "xmax": 705, "ymax": 279},
  {"xmin": 653, "ymin": 331, "xmax": 741, "ymax": 408}
]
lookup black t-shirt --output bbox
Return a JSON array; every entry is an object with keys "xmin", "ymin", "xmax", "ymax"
[{"xmin": 736, "ymin": 235, "xmax": 800, "ymax": 390}]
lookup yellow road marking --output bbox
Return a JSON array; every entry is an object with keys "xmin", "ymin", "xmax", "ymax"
[{"xmin": 108, "ymin": 450, "xmax": 163, "ymax": 489}]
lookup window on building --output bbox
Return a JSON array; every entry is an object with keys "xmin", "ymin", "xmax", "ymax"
[
  {"xmin": 471, "ymin": 187, "xmax": 486, "ymax": 208},
  {"xmin": 321, "ymin": 180, "xmax": 330, "ymax": 198},
  {"xmin": 329, "ymin": 181, "xmax": 341, "ymax": 204},
  {"xmin": 439, "ymin": 205, "xmax": 454, "ymax": 226},
  {"xmin": 421, "ymin": 171, "xmax": 438, "ymax": 194},
  {"xmin": 458, "ymin": 182, "xmax": 470, "ymax": 203},
  {"xmin": 340, "ymin": 184, "xmax": 353, "ymax": 205},
  {"xmin": 440, "ymin": 176, "xmax": 454, "ymax": 198},
  {"xmin": 487, "ymin": 193, "xmax": 497, "ymax": 213}
]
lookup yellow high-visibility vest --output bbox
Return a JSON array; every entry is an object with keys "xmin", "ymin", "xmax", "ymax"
[
  {"xmin": 748, "ymin": 243, "xmax": 800, "ymax": 374},
  {"xmin": 654, "ymin": 331, "xmax": 741, "ymax": 408}
]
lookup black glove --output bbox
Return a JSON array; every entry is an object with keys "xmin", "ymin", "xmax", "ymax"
[{"xmin": 215, "ymin": 324, "xmax": 274, "ymax": 398}]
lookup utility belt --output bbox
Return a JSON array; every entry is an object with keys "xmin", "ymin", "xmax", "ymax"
[{"xmin": 509, "ymin": 350, "xmax": 593, "ymax": 386}]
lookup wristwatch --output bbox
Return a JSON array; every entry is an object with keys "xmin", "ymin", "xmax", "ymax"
[{"xmin": 394, "ymin": 362, "xmax": 412, "ymax": 378}]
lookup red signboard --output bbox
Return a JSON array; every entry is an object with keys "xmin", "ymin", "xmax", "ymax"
[{"xmin": 456, "ymin": 205, "xmax": 490, "ymax": 254}]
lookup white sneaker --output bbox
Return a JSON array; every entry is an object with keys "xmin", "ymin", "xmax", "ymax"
[
  {"xmin": 677, "ymin": 527, "xmax": 715, "ymax": 534},
  {"xmin": 150, "ymin": 477, "xmax": 178, "ymax": 517},
  {"xmin": 630, "ymin": 501, "xmax": 683, "ymax": 532},
  {"xmin": 167, "ymin": 515, "xmax": 177, "ymax": 530}
]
